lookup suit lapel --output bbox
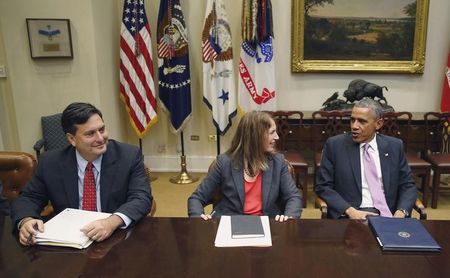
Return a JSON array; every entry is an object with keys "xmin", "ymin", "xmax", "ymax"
[
  {"xmin": 377, "ymin": 135, "xmax": 391, "ymax": 192},
  {"xmin": 231, "ymin": 163, "xmax": 245, "ymax": 208},
  {"xmin": 99, "ymin": 142, "xmax": 118, "ymax": 212},
  {"xmin": 347, "ymin": 136, "xmax": 362, "ymax": 194},
  {"xmin": 63, "ymin": 147, "xmax": 79, "ymax": 208},
  {"xmin": 262, "ymin": 157, "xmax": 274, "ymax": 210}
]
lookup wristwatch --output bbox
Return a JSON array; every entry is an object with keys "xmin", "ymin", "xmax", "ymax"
[{"xmin": 398, "ymin": 208, "xmax": 409, "ymax": 217}]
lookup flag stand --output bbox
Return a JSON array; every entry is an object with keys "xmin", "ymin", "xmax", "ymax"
[
  {"xmin": 170, "ymin": 132, "xmax": 199, "ymax": 184},
  {"xmin": 139, "ymin": 138, "xmax": 157, "ymax": 182},
  {"xmin": 216, "ymin": 128, "xmax": 221, "ymax": 155}
]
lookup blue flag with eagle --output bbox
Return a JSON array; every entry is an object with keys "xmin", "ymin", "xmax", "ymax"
[
  {"xmin": 157, "ymin": 0, "xmax": 192, "ymax": 134},
  {"xmin": 202, "ymin": 0, "xmax": 236, "ymax": 135}
]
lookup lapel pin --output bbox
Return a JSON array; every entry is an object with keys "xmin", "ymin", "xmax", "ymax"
[{"xmin": 385, "ymin": 153, "xmax": 389, "ymax": 157}]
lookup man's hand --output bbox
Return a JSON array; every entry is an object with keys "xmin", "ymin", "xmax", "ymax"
[
  {"xmin": 200, "ymin": 214, "xmax": 213, "ymax": 221},
  {"xmin": 393, "ymin": 210, "xmax": 407, "ymax": 218},
  {"xmin": 80, "ymin": 215, "xmax": 124, "ymax": 242},
  {"xmin": 275, "ymin": 215, "xmax": 292, "ymax": 222},
  {"xmin": 19, "ymin": 217, "xmax": 44, "ymax": 246},
  {"xmin": 345, "ymin": 207, "xmax": 378, "ymax": 220}
]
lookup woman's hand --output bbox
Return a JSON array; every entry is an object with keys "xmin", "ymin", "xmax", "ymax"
[{"xmin": 275, "ymin": 215, "xmax": 292, "ymax": 222}]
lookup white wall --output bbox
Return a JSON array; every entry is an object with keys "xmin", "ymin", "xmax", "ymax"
[{"xmin": 0, "ymin": 0, "xmax": 449, "ymax": 172}]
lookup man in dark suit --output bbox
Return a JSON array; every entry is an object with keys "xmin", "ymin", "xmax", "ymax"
[
  {"xmin": 315, "ymin": 97, "xmax": 417, "ymax": 219},
  {"xmin": 11, "ymin": 102, "xmax": 152, "ymax": 246}
]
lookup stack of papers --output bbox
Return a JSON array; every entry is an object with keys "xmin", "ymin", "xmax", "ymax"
[
  {"xmin": 215, "ymin": 215, "xmax": 272, "ymax": 247},
  {"xmin": 36, "ymin": 208, "xmax": 112, "ymax": 249}
]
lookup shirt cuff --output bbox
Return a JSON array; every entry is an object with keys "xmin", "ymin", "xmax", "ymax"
[{"xmin": 114, "ymin": 212, "xmax": 132, "ymax": 229}]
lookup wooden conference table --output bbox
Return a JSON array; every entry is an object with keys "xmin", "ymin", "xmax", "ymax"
[{"xmin": 1, "ymin": 216, "xmax": 448, "ymax": 278}]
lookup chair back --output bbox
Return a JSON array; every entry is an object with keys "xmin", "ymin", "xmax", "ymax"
[
  {"xmin": 144, "ymin": 164, "xmax": 156, "ymax": 216},
  {"xmin": 312, "ymin": 110, "xmax": 352, "ymax": 152},
  {"xmin": 0, "ymin": 152, "xmax": 37, "ymax": 202},
  {"xmin": 265, "ymin": 111, "xmax": 304, "ymax": 152},
  {"xmin": 34, "ymin": 113, "xmax": 69, "ymax": 157},
  {"xmin": 424, "ymin": 112, "xmax": 450, "ymax": 154},
  {"xmin": 379, "ymin": 111, "xmax": 412, "ymax": 150}
]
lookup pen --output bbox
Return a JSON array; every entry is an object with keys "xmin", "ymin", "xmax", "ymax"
[
  {"xmin": 27, "ymin": 223, "xmax": 38, "ymax": 244},
  {"xmin": 210, "ymin": 210, "xmax": 216, "ymax": 217}
]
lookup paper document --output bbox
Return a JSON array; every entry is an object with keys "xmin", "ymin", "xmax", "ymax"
[
  {"xmin": 215, "ymin": 216, "xmax": 272, "ymax": 247},
  {"xmin": 36, "ymin": 208, "xmax": 112, "ymax": 249}
]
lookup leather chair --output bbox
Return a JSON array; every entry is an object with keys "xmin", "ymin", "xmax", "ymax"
[
  {"xmin": 423, "ymin": 112, "xmax": 450, "ymax": 208},
  {"xmin": 0, "ymin": 151, "xmax": 37, "ymax": 202},
  {"xmin": 33, "ymin": 113, "xmax": 69, "ymax": 158},
  {"xmin": 312, "ymin": 110, "xmax": 352, "ymax": 179},
  {"xmin": 380, "ymin": 112, "xmax": 431, "ymax": 207},
  {"xmin": 0, "ymin": 151, "xmax": 55, "ymax": 217},
  {"xmin": 265, "ymin": 111, "xmax": 308, "ymax": 207}
]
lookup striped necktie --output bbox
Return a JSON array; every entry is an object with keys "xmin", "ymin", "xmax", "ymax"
[{"xmin": 363, "ymin": 144, "xmax": 392, "ymax": 217}]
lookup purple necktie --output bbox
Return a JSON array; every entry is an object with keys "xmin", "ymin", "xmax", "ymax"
[{"xmin": 363, "ymin": 144, "xmax": 392, "ymax": 217}]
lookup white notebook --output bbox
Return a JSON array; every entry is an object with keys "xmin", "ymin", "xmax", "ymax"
[{"xmin": 35, "ymin": 208, "xmax": 112, "ymax": 249}]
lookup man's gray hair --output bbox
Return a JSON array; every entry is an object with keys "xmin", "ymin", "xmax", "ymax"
[{"xmin": 354, "ymin": 97, "xmax": 383, "ymax": 119}]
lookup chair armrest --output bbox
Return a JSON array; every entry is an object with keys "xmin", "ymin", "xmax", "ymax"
[
  {"xmin": 413, "ymin": 198, "xmax": 427, "ymax": 220},
  {"xmin": 315, "ymin": 196, "xmax": 328, "ymax": 219},
  {"xmin": 33, "ymin": 139, "xmax": 45, "ymax": 157},
  {"xmin": 40, "ymin": 202, "xmax": 54, "ymax": 217},
  {"xmin": 33, "ymin": 139, "xmax": 45, "ymax": 151}
]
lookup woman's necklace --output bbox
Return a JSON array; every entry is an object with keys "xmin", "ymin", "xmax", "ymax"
[{"xmin": 244, "ymin": 167, "xmax": 258, "ymax": 178}]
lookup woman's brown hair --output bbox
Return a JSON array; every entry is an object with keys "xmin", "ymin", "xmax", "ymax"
[{"xmin": 226, "ymin": 111, "xmax": 275, "ymax": 176}]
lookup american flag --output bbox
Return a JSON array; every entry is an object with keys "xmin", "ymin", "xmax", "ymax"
[
  {"xmin": 202, "ymin": 36, "xmax": 221, "ymax": 62},
  {"xmin": 119, "ymin": 0, "xmax": 157, "ymax": 138}
]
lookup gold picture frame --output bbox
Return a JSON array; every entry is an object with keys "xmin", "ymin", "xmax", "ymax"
[{"xmin": 291, "ymin": 0, "xmax": 429, "ymax": 73}]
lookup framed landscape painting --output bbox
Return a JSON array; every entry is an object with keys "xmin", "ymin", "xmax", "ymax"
[{"xmin": 291, "ymin": 0, "xmax": 429, "ymax": 73}]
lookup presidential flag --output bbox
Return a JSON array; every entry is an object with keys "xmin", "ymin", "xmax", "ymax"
[
  {"xmin": 238, "ymin": 0, "xmax": 276, "ymax": 113},
  {"xmin": 157, "ymin": 0, "xmax": 192, "ymax": 134},
  {"xmin": 441, "ymin": 53, "xmax": 450, "ymax": 112},
  {"xmin": 202, "ymin": 0, "xmax": 236, "ymax": 135},
  {"xmin": 119, "ymin": 0, "xmax": 157, "ymax": 138}
]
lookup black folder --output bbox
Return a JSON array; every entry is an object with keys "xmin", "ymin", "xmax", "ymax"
[
  {"xmin": 368, "ymin": 217, "xmax": 441, "ymax": 252},
  {"xmin": 230, "ymin": 215, "xmax": 265, "ymax": 239}
]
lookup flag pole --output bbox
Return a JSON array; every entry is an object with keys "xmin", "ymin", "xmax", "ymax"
[
  {"xmin": 216, "ymin": 128, "xmax": 221, "ymax": 155},
  {"xmin": 170, "ymin": 131, "xmax": 199, "ymax": 184},
  {"xmin": 139, "ymin": 138, "xmax": 157, "ymax": 182}
]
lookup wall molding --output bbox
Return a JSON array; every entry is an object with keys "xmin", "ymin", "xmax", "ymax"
[{"xmin": 144, "ymin": 154, "xmax": 216, "ymax": 173}]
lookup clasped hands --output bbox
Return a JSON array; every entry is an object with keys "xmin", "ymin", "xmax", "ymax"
[
  {"xmin": 19, "ymin": 215, "xmax": 124, "ymax": 246},
  {"xmin": 200, "ymin": 213, "xmax": 293, "ymax": 222},
  {"xmin": 345, "ymin": 207, "xmax": 407, "ymax": 220}
]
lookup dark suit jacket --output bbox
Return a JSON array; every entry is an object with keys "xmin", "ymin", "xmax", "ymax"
[
  {"xmin": 188, "ymin": 153, "xmax": 302, "ymax": 218},
  {"xmin": 315, "ymin": 133, "xmax": 417, "ymax": 219},
  {"xmin": 11, "ymin": 140, "xmax": 152, "ymax": 228}
]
